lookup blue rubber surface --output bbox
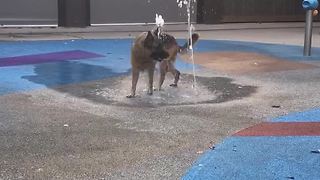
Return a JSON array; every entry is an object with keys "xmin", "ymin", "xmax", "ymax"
[
  {"xmin": 183, "ymin": 107, "xmax": 320, "ymax": 180},
  {"xmin": 2, "ymin": 39, "xmax": 320, "ymax": 95},
  {"xmin": 272, "ymin": 108, "xmax": 320, "ymax": 122},
  {"xmin": 183, "ymin": 136, "xmax": 320, "ymax": 180},
  {"xmin": 0, "ymin": 39, "xmax": 196, "ymax": 95}
]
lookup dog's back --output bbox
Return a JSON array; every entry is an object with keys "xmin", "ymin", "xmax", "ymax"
[{"xmin": 159, "ymin": 33, "xmax": 199, "ymax": 63}]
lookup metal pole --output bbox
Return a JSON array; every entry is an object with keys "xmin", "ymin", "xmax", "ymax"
[{"xmin": 304, "ymin": 10, "xmax": 313, "ymax": 56}]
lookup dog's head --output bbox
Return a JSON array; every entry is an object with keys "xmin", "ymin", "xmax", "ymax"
[{"xmin": 144, "ymin": 31, "xmax": 169, "ymax": 61}]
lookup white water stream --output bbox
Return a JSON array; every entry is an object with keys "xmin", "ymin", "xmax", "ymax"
[{"xmin": 177, "ymin": 0, "xmax": 197, "ymax": 89}]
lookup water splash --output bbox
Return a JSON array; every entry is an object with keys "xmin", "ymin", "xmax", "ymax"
[
  {"xmin": 96, "ymin": 75, "xmax": 217, "ymax": 106},
  {"xmin": 177, "ymin": 0, "xmax": 197, "ymax": 89},
  {"xmin": 155, "ymin": 14, "xmax": 165, "ymax": 27},
  {"xmin": 155, "ymin": 14, "xmax": 165, "ymax": 38}
]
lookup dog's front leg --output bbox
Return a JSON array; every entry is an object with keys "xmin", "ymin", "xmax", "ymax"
[
  {"xmin": 158, "ymin": 61, "xmax": 167, "ymax": 91},
  {"xmin": 127, "ymin": 68, "xmax": 140, "ymax": 98},
  {"xmin": 147, "ymin": 67, "xmax": 155, "ymax": 95}
]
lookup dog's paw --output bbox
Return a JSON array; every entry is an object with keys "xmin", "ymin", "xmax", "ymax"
[
  {"xmin": 126, "ymin": 95, "xmax": 135, "ymax": 98},
  {"xmin": 169, "ymin": 84, "xmax": 178, "ymax": 87},
  {"xmin": 147, "ymin": 92, "xmax": 153, "ymax": 96}
]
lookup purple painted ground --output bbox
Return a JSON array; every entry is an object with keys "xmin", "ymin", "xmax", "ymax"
[{"xmin": 0, "ymin": 50, "xmax": 104, "ymax": 67}]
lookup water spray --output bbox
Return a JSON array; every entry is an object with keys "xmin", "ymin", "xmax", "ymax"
[
  {"xmin": 177, "ymin": 0, "xmax": 197, "ymax": 89},
  {"xmin": 155, "ymin": 14, "xmax": 165, "ymax": 38}
]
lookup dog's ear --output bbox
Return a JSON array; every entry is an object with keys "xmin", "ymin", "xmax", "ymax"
[{"xmin": 144, "ymin": 31, "xmax": 154, "ymax": 48}]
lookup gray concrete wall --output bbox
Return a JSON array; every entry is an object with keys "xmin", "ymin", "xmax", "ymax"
[
  {"xmin": 90, "ymin": 0, "xmax": 197, "ymax": 24},
  {"xmin": 0, "ymin": 0, "xmax": 196, "ymax": 26},
  {"xmin": 0, "ymin": 0, "xmax": 58, "ymax": 25}
]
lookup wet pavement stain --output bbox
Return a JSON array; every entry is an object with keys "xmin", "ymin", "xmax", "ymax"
[
  {"xmin": 21, "ymin": 61, "xmax": 128, "ymax": 87},
  {"xmin": 29, "ymin": 73, "xmax": 257, "ymax": 108}
]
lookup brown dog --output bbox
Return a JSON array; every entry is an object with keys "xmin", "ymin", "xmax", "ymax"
[
  {"xmin": 126, "ymin": 31, "xmax": 169, "ymax": 98},
  {"xmin": 156, "ymin": 31, "xmax": 199, "ymax": 90},
  {"xmin": 127, "ymin": 29, "xmax": 199, "ymax": 98}
]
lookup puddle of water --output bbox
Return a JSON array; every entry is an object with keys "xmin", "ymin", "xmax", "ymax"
[{"xmin": 95, "ymin": 73, "xmax": 217, "ymax": 106}]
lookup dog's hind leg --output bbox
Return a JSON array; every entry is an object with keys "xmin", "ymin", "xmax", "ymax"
[
  {"xmin": 127, "ymin": 68, "xmax": 140, "ymax": 98},
  {"xmin": 168, "ymin": 62, "xmax": 180, "ymax": 87}
]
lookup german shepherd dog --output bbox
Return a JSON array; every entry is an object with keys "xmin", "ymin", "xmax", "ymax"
[
  {"xmin": 127, "ymin": 29, "xmax": 199, "ymax": 98},
  {"xmin": 126, "ymin": 31, "xmax": 169, "ymax": 98}
]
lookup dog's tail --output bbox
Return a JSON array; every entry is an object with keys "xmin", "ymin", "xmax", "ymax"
[{"xmin": 179, "ymin": 33, "xmax": 199, "ymax": 54}]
